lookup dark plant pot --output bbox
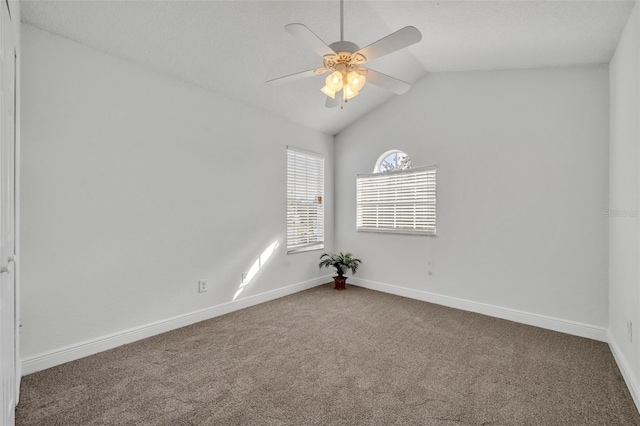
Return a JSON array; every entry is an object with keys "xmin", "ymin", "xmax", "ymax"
[{"xmin": 333, "ymin": 276, "xmax": 347, "ymax": 291}]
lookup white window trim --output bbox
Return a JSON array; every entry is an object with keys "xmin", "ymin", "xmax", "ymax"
[
  {"xmin": 356, "ymin": 165, "xmax": 436, "ymax": 236},
  {"xmin": 286, "ymin": 146, "xmax": 325, "ymax": 254}
]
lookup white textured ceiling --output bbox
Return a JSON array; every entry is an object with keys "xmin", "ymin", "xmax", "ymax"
[{"xmin": 21, "ymin": 0, "xmax": 635, "ymax": 135}]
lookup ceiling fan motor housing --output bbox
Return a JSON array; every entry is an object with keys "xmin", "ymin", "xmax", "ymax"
[
  {"xmin": 329, "ymin": 40, "xmax": 360, "ymax": 53},
  {"xmin": 324, "ymin": 41, "xmax": 366, "ymax": 74}
]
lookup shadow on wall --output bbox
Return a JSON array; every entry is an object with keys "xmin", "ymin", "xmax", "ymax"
[{"xmin": 233, "ymin": 240, "xmax": 280, "ymax": 301}]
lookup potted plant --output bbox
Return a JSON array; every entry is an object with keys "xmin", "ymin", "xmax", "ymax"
[{"xmin": 319, "ymin": 252, "xmax": 362, "ymax": 290}]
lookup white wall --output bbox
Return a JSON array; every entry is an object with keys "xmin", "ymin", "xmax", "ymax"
[
  {"xmin": 609, "ymin": 2, "xmax": 640, "ymax": 408},
  {"xmin": 336, "ymin": 66, "xmax": 610, "ymax": 335},
  {"xmin": 20, "ymin": 25, "xmax": 334, "ymax": 365}
]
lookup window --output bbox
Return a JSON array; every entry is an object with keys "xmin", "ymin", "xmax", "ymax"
[
  {"xmin": 357, "ymin": 152, "xmax": 436, "ymax": 236},
  {"xmin": 287, "ymin": 147, "xmax": 324, "ymax": 253},
  {"xmin": 374, "ymin": 149, "xmax": 412, "ymax": 173}
]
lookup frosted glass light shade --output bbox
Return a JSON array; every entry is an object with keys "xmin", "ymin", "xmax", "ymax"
[
  {"xmin": 321, "ymin": 85, "xmax": 336, "ymax": 99},
  {"xmin": 344, "ymin": 84, "xmax": 358, "ymax": 100},
  {"xmin": 347, "ymin": 72, "xmax": 366, "ymax": 92},
  {"xmin": 325, "ymin": 71, "xmax": 344, "ymax": 92}
]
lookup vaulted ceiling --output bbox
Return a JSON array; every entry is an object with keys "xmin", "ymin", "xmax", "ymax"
[{"xmin": 21, "ymin": 0, "xmax": 635, "ymax": 135}]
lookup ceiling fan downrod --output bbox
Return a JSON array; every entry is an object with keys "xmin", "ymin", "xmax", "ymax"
[{"xmin": 340, "ymin": 0, "xmax": 344, "ymax": 42}]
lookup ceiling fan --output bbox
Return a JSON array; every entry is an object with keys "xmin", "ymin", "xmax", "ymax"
[{"xmin": 265, "ymin": 0, "xmax": 422, "ymax": 108}]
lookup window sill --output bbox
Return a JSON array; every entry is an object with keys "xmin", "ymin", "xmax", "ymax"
[
  {"xmin": 357, "ymin": 228, "xmax": 436, "ymax": 237},
  {"xmin": 287, "ymin": 244, "xmax": 325, "ymax": 255}
]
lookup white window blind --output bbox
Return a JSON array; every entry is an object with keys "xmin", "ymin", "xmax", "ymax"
[
  {"xmin": 357, "ymin": 166, "xmax": 436, "ymax": 235},
  {"xmin": 287, "ymin": 147, "xmax": 325, "ymax": 253}
]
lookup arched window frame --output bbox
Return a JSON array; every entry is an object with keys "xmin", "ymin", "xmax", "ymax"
[{"xmin": 373, "ymin": 149, "xmax": 412, "ymax": 173}]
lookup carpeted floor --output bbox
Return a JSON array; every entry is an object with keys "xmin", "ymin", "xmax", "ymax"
[{"xmin": 16, "ymin": 284, "xmax": 640, "ymax": 425}]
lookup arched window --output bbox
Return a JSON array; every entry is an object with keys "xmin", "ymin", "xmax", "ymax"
[{"xmin": 374, "ymin": 150, "xmax": 412, "ymax": 173}]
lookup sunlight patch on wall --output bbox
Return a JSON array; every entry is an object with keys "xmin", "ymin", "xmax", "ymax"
[{"xmin": 233, "ymin": 240, "xmax": 279, "ymax": 301}]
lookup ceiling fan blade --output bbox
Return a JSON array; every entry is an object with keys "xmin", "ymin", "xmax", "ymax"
[
  {"xmin": 325, "ymin": 93, "xmax": 340, "ymax": 108},
  {"xmin": 285, "ymin": 23, "xmax": 336, "ymax": 58},
  {"xmin": 354, "ymin": 26, "xmax": 422, "ymax": 63},
  {"xmin": 266, "ymin": 68, "xmax": 328, "ymax": 86},
  {"xmin": 363, "ymin": 69, "xmax": 411, "ymax": 94}
]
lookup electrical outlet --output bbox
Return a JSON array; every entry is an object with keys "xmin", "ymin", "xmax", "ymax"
[
  {"xmin": 241, "ymin": 272, "xmax": 248, "ymax": 284},
  {"xmin": 628, "ymin": 321, "xmax": 633, "ymax": 342},
  {"xmin": 198, "ymin": 280, "xmax": 208, "ymax": 293}
]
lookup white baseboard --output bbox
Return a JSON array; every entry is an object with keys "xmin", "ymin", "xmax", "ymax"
[
  {"xmin": 608, "ymin": 333, "xmax": 640, "ymax": 413},
  {"xmin": 21, "ymin": 276, "xmax": 331, "ymax": 375},
  {"xmin": 349, "ymin": 277, "xmax": 608, "ymax": 342}
]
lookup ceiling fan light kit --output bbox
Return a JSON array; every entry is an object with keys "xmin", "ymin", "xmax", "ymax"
[{"xmin": 266, "ymin": 0, "xmax": 422, "ymax": 109}]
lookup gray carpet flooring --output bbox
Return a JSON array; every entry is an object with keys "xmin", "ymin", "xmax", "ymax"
[{"xmin": 16, "ymin": 284, "xmax": 640, "ymax": 425}]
